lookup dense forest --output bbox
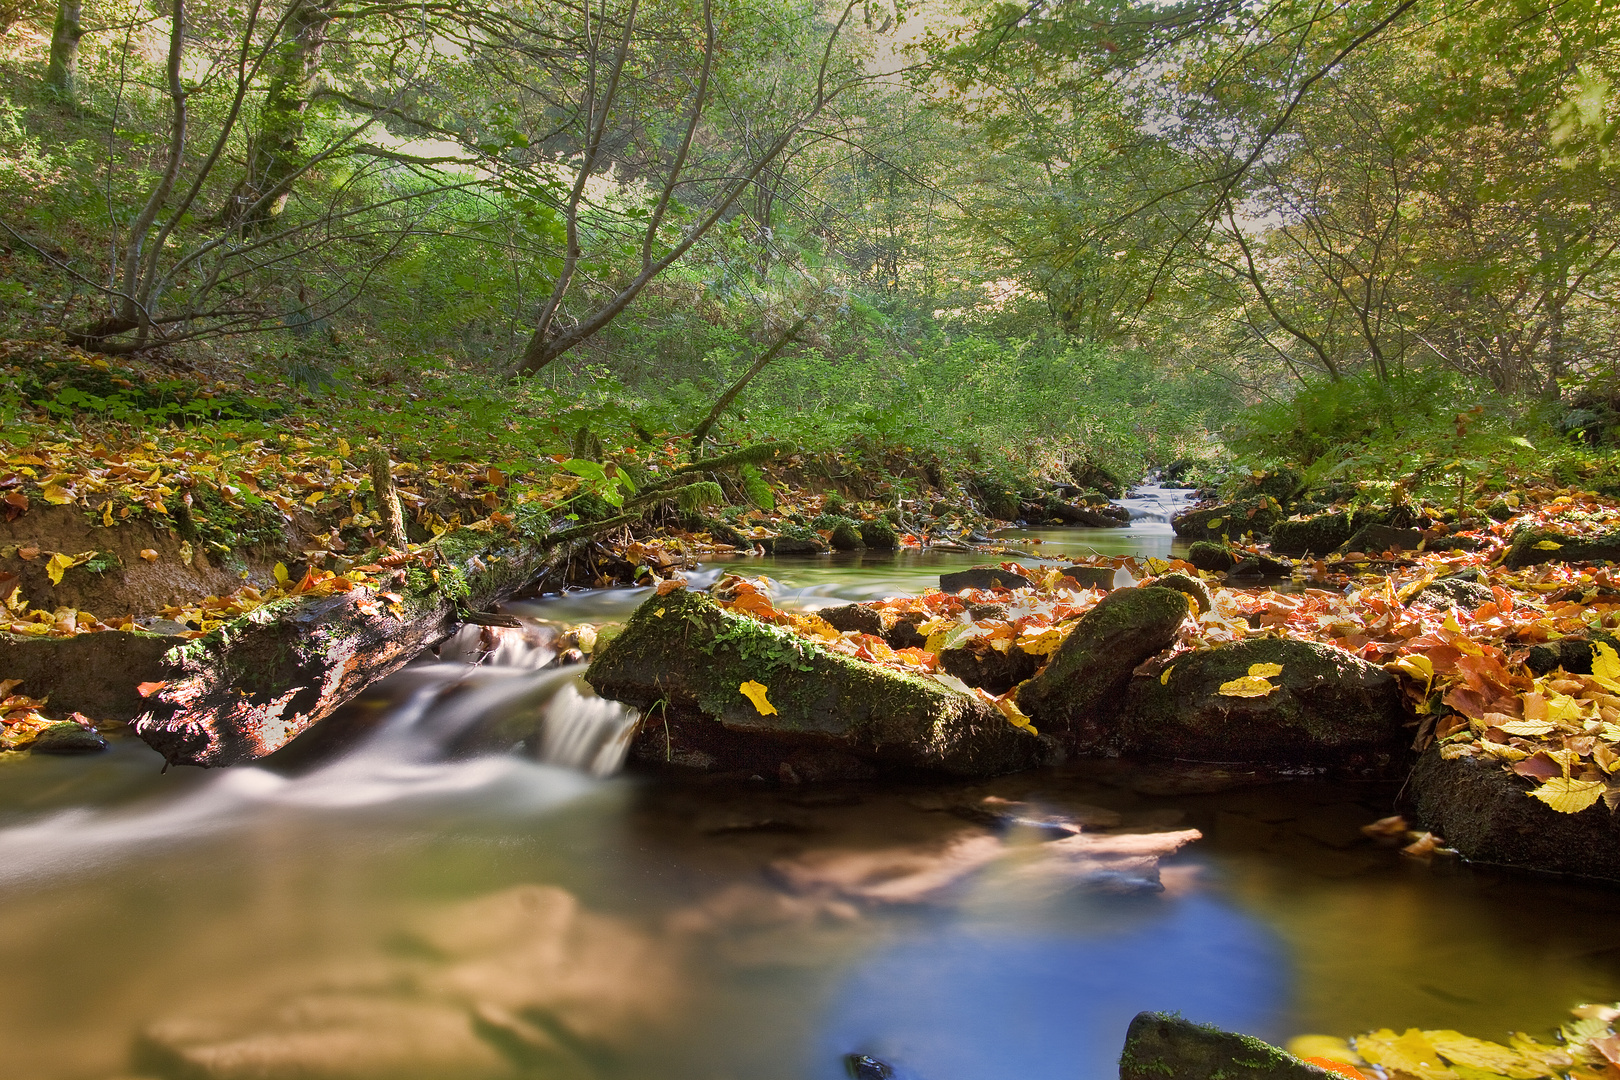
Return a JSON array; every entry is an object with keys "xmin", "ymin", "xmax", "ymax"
[{"xmin": 0, "ymin": 0, "xmax": 1614, "ymax": 493}]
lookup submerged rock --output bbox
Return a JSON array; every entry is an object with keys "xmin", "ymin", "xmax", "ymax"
[
  {"xmin": 1118, "ymin": 638, "xmax": 1408, "ymax": 772},
  {"xmin": 1504, "ymin": 528, "xmax": 1620, "ymax": 569},
  {"xmin": 1120, "ymin": 1012, "xmax": 1333, "ymax": 1080},
  {"xmin": 586, "ymin": 589, "xmax": 1045, "ymax": 777},
  {"xmin": 29, "ymin": 721, "xmax": 108, "ymax": 754},
  {"xmin": 1015, "ymin": 587, "xmax": 1189, "ymax": 751},
  {"xmin": 1408, "ymin": 747, "xmax": 1620, "ymax": 881}
]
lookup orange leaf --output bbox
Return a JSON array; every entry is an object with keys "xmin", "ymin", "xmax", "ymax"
[{"xmin": 136, "ymin": 680, "xmax": 168, "ymax": 698}]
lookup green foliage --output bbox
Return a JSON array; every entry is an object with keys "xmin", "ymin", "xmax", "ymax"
[{"xmin": 740, "ymin": 463, "xmax": 776, "ymax": 511}]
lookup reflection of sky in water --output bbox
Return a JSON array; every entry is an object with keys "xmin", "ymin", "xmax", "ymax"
[{"xmin": 814, "ymin": 894, "xmax": 1284, "ymax": 1080}]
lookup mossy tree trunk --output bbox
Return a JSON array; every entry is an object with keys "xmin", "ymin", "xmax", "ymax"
[
  {"xmin": 44, "ymin": 0, "xmax": 83, "ymax": 100},
  {"xmin": 232, "ymin": 0, "xmax": 331, "ymax": 229}
]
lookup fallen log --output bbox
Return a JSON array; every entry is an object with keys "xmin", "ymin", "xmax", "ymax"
[
  {"xmin": 1046, "ymin": 499, "xmax": 1130, "ymax": 528},
  {"xmin": 132, "ymin": 536, "xmax": 557, "ymax": 767}
]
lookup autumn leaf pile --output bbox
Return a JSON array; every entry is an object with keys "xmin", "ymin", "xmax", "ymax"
[
  {"xmin": 1292, "ymin": 1001, "xmax": 1620, "ymax": 1080},
  {"xmin": 0, "ymin": 679, "xmax": 95, "ymax": 750}
]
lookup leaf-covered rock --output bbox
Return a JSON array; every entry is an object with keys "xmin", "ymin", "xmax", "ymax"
[
  {"xmin": 1014, "ymin": 586, "xmax": 1189, "ymax": 750},
  {"xmin": 1118, "ymin": 638, "xmax": 1409, "ymax": 772},
  {"xmin": 585, "ymin": 589, "xmax": 1046, "ymax": 777},
  {"xmin": 1504, "ymin": 528, "xmax": 1620, "ymax": 569},
  {"xmin": 1120, "ymin": 1012, "xmax": 1333, "ymax": 1080}
]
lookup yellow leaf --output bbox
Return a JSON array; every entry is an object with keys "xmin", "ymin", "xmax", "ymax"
[
  {"xmin": 739, "ymin": 680, "xmax": 777, "ymax": 716},
  {"xmin": 1528, "ymin": 776, "xmax": 1605, "ymax": 814},
  {"xmin": 1217, "ymin": 675, "xmax": 1280, "ymax": 697},
  {"xmin": 1206, "ymin": 517, "xmax": 1225, "ymax": 529},
  {"xmin": 41, "ymin": 483, "xmax": 73, "ymax": 505},
  {"xmin": 1160, "ymin": 665, "xmax": 1174, "ymax": 685},
  {"xmin": 101, "ymin": 501, "xmax": 113, "ymax": 527},
  {"xmin": 304, "ymin": 490, "xmax": 324, "ymax": 507},
  {"xmin": 1593, "ymin": 643, "xmax": 1620, "ymax": 691},
  {"xmin": 1248, "ymin": 662, "xmax": 1283, "ymax": 678},
  {"xmin": 1017, "ymin": 626, "xmax": 1067, "ymax": 656},
  {"xmin": 1534, "ymin": 540, "xmax": 1563, "ymax": 550},
  {"xmin": 44, "ymin": 550, "xmax": 94, "ymax": 585},
  {"xmin": 337, "ymin": 439, "xmax": 351, "ymax": 457},
  {"xmin": 1285, "ymin": 1036, "xmax": 1363, "ymax": 1066},
  {"xmin": 1424, "ymin": 1031, "xmax": 1537, "ymax": 1077},
  {"xmin": 1388, "ymin": 653, "xmax": 1435, "ymax": 692},
  {"xmin": 1355, "ymin": 1028, "xmax": 1458, "ymax": 1080},
  {"xmin": 274, "ymin": 562, "xmax": 290, "ymax": 586},
  {"xmin": 1496, "ymin": 718, "xmax": 1557, "ymax": 736}
]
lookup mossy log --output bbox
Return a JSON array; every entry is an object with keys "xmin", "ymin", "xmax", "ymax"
[{"xmin": 132, "ymin": 535, "xmax": 560, "ymax": 767}]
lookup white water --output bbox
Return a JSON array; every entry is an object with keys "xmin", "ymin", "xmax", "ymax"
[{"xmin": 1114, "ymin": 482, "xmax": 1200, "ymax": 524}]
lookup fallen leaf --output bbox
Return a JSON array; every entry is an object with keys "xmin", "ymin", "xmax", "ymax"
[
  {"xmin": 136, "ymin": 680, "xmax": 168, "ymax": 698},
  {"xmin": 1528, "ymin": 776, "xmax": 1605, "ymax": 813},
  {"xmin": 739, "ymin": 680, "xmax": 777, "ymax": 716},
  {"xmin": 139, "ymin": 549, "xmax": 159, "ymax": 562},
  {"xmin": 1217, "ymin": 675, "xmax": 1279, "ymax": 697},
  {"xmin": 1248, "ymin": 662, "xmax": 1284, "ymax": 678}
]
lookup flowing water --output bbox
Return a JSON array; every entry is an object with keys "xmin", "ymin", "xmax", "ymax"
[{"xmin": 3, "ymin": 486, "xmax": 1619, "ymax": 1080}]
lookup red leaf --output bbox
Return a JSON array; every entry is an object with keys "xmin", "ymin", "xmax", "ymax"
[{"xmin": 136, "ymin": 680, "xmax": 168, "ymax": 698}]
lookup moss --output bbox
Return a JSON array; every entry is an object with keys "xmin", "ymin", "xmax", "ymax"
[
  {"xmin": 1187, "ymin": 541, "xmax": 1235, "ymax": 572},
  {"xmin": 1172, "ymin": 497, "xmax": 1281, "ymax": 541},
  {"xmin": 860, "ymin": 518, "xmax": 899, "ymax": 550},
  {"xmin": 1504, "ymin": 527, "xmax": 1620, "ymax": 569},
  {"xmin": 1152, "ymin": 572, "xmax": 1211, "ymax": 614},
  {"xmin": 1268, "ymin": 511, "xmax": 1356, "ymax": 556}
]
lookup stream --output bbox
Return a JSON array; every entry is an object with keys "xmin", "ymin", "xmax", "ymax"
[{"xmin": 3, "ymin": 487, "xmax": 1620, "ymax": 1080}]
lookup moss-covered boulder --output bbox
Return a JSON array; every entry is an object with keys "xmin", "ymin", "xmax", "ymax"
[
  {"xmin": 1118, "ymin": 638, "xmax": 1408, "ymax": 771},
  {"xmin": 940, "ymin": 566, "xmax": 1033, "ymax": 592},
  {"xmin": 860, "ymin": 518, "xmax": 899, "ymax": 550},
  {"xmin": 1172, "ymin": 497, "xmax": 1281, "ymax": 542},
  {"xmin": 1504, "ymin": 528, "xmax": 1620, "ymax": 569},
  {"xmin": 1120, "ymin": 1013, "xmax": 1332, "ymax": 1080},
  {"xmin": 1186, "ymin": 541, "xmax": 1236, "ymax": 572},
  {"xmin": 585, "ymin": 589, "xmax": 1045, "ymax": 777},
  {"xmin": 816, "ymin": 602, "xmax": 884, "ymax": 637},
  {"xmin": 1408, "ymin": 747, "xmax": 1620, "ymax": 881},
  {"xmin": 1269, "ymin": 511, "xmax": 1356, "ymax": 556},
  {"xmin": 1015, "ymin": 587, "xmax": 1189, "ymax": 750},
  {"xmin": 1236, "ymin": 467, "xmax": 1306, "ymax": 507},
  {"xmin": 1340, "ymin": 523, "xmax": 1423, "ymax": 555},
  {"xmin": 1412, "ymin": 571, "xmax": 1493, "ymax": 611}
]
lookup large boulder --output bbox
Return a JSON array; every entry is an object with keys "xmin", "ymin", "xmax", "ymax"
[
  {"xmin": 1339, "ymin": 523, "xmax": 1423, "ymax": 555},
  {"xmin": 1118, "ymin": 638, "xmax": 1409, "ymax": 772},
  {"xmin": 1504, "ymin": 528, "xmax": 1620, "ymax": 569},
  {"xmin": 1269, "ymin": 511, "xmax": 1356, "ymax": 556},
  {"xmin": 1407, "ymin": 747, "xmax": 1620, "ymax": 881},
  {"xmin": 1172, "ymin": 498, "xmax": 1280, "ymax": 542},
  {"xmin": 1412, "ymin": 570, "xmax": 1493, "ymax": 611},
  {"xmin": 1015, "ymin": 587, "xmax": 1189, "ymax": 751},
  {"xmin": 1120, "ymin": 1013, "xmax": 1333, "ymax": 1080},
  {"xmin": 586, "ymin": 589, "xmax": 1045, "ymax": 777}
]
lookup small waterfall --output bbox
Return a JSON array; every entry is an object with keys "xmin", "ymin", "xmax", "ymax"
[{"xmin": 1114, "ymin": 483, "xmax": 1200, "ymax": 524}]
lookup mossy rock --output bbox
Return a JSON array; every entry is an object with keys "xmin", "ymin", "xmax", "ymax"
[
  {"xmin": 1067, "ymin": 459, "xmax": 1124, "ymax": 499},
  {"xmin": 1118, "ymin": 638, "xmax": 1408, "ymax": 772},
  {"xmin": 1269, "ymin": 511, "xmax": 1357, "ymax": 556},
  {"xmin": 30, "ymin": 722, "xmax": 109, "ymax": 754},
  {"xmin": 1407, "ymin": 746, "xmax": 1620, "ymax": 881},
  {"xmin": 1120, "ymin": 1012, "xmax": 1331, "ymax": 1080},
  {"xmin": 816, "ymin": 602, "xmax": 884, "ymax": 637},
  {"xmin": 1151, "ymin": 572, "xmax": 1211, "ymax": 614},
  {"xmin": 1172, "ymin": 497, "xmax": 1280, "ymax": 542},
  {"xmin": 1504, "ymin": 528, "xmax": 1620, "ymax": 569},
  {"xmin": 1015, "ymin": 587, "xmax": 1189, "ymax": 751},
  {"xmin": 1059, "ymin": 565, "xmax": 1115, "ymax": 591},
  {"xmin": 941, "ymin": 644, "xmax": 1040, "ymax": 695},
  {"xmin": 1339, "ymin": 523, "xmax": 1423, "ymax": 555},
  {"xmin": 941, "ymin": 566, "xmax": 1033, "ymax": 592},
  {"xmin": 585, "ymin": 589, "xmax": 1045, "ymax": 777},
  {"xmin": 1525, "ymin": 630, "xmax": 1620, "ymax": 676},
  {"xmin": 860, "ymin": 518, "xmax": 899, "ymax": 550},
  {"xmin": 1412, "ymin": 572, "xmax": 1494, "ymax": 611},
  {"xmin": 1186, "ymin": 542, "xmax": 1235, "ymax": 573},
  {"xmin": 828, "ymin": 519, "xmax": 864, "ymax": 551}
]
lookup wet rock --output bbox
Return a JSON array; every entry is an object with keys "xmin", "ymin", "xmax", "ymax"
[
  {"xmin": 1047, "ymin": 498, "xmax": 1130, "ymax": 527},
  {"xmin": 828, "ymin": 520, "xmax": 864, "ymax": 551},
  {"xmin": 1186, "ymin": 542, "xmax": 1236, "ymax": 573},
  {"xmin": 1015, "ymin": 587, "xmax": 1190, "ymax": 750},
  {"xmin": 1504, "ymin": 528, "xmax": 1620, "ymax": 569},
  {"xmin": 1269, "ymin": 511, "xmax": 1356, "ymax": 556},
  {"xmin": 1172, "ymin": 498, "xmax": 1280, "ymax": 542},
  {"xmin": 1340, "ymin": 523, "xmax": 1423, "ymax": 555},
  {"xmin": 1059, "ymin": 565, "xmax": 1115, "ymax": 591},
  {"xmin": 1408, "ymin": 747, "xmax": 1620, "ymax": 881},
  {"xmin": 846, "ymin": 1054, "xmax": 896, "ymax": 1079},
  {"xmin": 941, "ymin": 642, "xmax": 1040, "ymax": 694},
  {"xmin": 1412, "ymin": 572, "xmax": 1494, "ymax": 611},
  {"xmin": 1150, "ymin": 572, "xmax": 1211, "ymax": 614},
  {"xmin": 882, "ymin": 610, "xmax": 929, "ymax": 651},
  {"xmin": 1118, "ymin": 638, "xmax": 1409, "ymax": 772},
  {"xmin": 939, "ymin": 566, "xmax": 1032, "ymax": 593},
  {"xmin": 587, "ymin": 589, "xmax": 1044, "ymax": 777},
  {"xmin": 779, "ymin": 748, "xmax": 878, "ymax": 783},
  {"xmin": 30, "ymin": 721, "xmax": 108, "ymax": 754},
  {"xmin": 1228, "ymin": 555, "xmax": 1292, "ymax": 579},
  {"xmin": 1525, "ymin": 631, "xmax": 1620, "ymax": 676},
  {"xmin": 1120, "ymin": 1012, "xmax": 1332, "ymax": 1080},
  {"xmin": 1, "ymin": 630, "xmax": 176, "ymax": 722},
  {"xmin": 764, "ymin": 531, "xmax": 828, "ymax": 555},
  {"xmin": 817, "ymin": 603, "xmax": 884, "ymax": 637},
  {"xmin": 860, "ymin": 519, "xmax": 899, "ymax": 550}
]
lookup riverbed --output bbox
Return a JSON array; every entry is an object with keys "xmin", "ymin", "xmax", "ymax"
[{"xmin": 3, "ymin": 498, "xmax": 1618, "ymax": 1080}]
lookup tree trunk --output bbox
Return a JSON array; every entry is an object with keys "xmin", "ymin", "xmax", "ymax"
[
  {"xmin": 689, "ymin": 311, "xmax": 812, "ymax": 446},
  {"xmin": 233, "ymin": 0, "xmax": 330, "ymax": 229},
  {"xmin": 44, "ymin": 0, "xmax": 83, "ymax": 99}
]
